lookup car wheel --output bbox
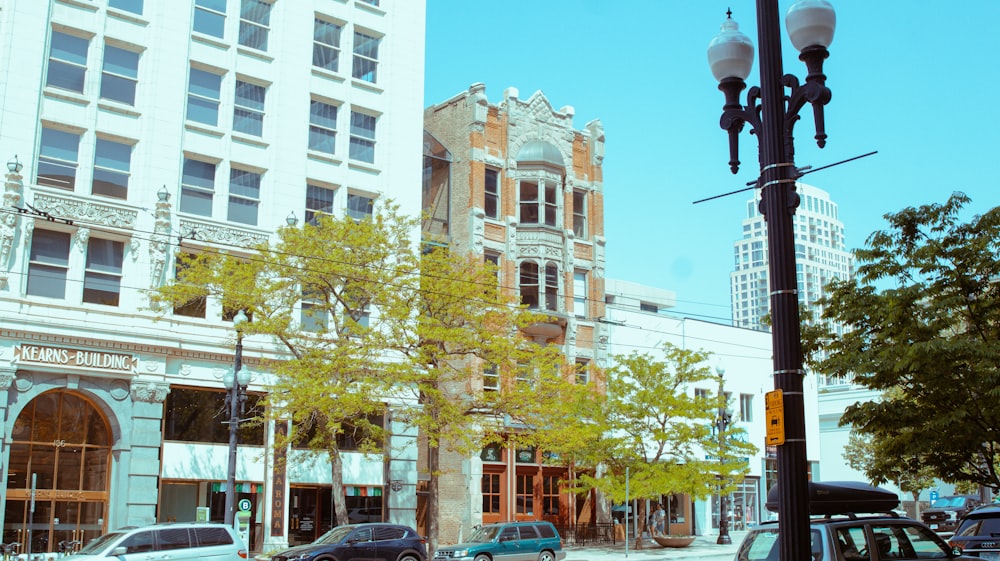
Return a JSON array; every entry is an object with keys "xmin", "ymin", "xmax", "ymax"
[
  {"xmin": 538, "ymin": 551, "xmax": 555, "ymax": 561},
  {"xmin": 474, "ymin": 555, "xmax": 491, "ymax": 561},
  {"xmin": 398, "ymin": 555, "xmax": 419, "ymax": 561}
]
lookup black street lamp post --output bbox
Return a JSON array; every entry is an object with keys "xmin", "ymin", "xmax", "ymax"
[
  {"xmin": 707, "ymin": 2, "xmax": 836, "ymax": 561},
  {"xmin": 716, "ymin": 367, "xmax": 733, "ymax": 545},
  {"xmin": 224, "ymin": 310, "xmax": 250, "ymax": 526}
]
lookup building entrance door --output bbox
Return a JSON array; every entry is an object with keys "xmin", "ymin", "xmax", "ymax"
[{"xmin": 3, "ymin": 390, "xmax": 112, "ymax": 553}]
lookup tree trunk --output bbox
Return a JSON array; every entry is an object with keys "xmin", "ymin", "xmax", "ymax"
[
  {"xmin": 633, "ymin": 501, "xmax": 647, "ymax": 550},
  {"xmin": 911, "ymin": 491, "xmax": 921, "ymax": 520},
  {"xmin": 330, "ymin": 448, "xmax": 348, "ymax": 526},
  {"xmin": 428, "ymin": 444, "xmax": 440, "ymax": 556}
]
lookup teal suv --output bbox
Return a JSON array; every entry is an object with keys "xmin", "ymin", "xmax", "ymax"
[{"xmin": 432, "ymin": 521, "xmax": 565, "ymax": 561}]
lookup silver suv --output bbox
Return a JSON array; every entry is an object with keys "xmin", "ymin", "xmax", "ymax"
[
  {"xmin": 737, "ymin": 482, "xmax": 978, "ymax": 561},
  {"xmin": 70, "ymin": 522, "xmax": 247, "ymax": 561}
]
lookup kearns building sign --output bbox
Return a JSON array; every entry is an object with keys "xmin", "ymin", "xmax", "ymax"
[{"xmin": 14, "ymin": 343, "xmax": 138, "ymax": 373}]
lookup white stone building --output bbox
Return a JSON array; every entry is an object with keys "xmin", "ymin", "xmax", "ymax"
[
  {"xmin": 604, "ymin": 279, "xmax": 821, "ymax": 536},
  {"xmin": 0, "ymin": 0, "xmax": 425, "ymax": 554}
]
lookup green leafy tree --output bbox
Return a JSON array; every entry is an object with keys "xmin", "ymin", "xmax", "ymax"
[
  {"xmin": 390, "ymin": 247, "xmax": 563, "ymax": 553},
  {"xmin": 152, "ymin": 202, "xmax": 423, "ymax": 526},
  {"xmin": 575, "ymin": 343, "xmax": 756, "ymax": 547},
  {"xmin": 842, "ymin": 429, "xmax": 936, "ymax": 518},
  {"xmin": 809, "ymin": 193, "xmax": 1000, "ymax": 491}
]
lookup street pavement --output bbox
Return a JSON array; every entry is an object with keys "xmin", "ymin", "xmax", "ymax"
[{"xmin": 562, "ymin": 531, "xmax": 745, "ymax": 561}]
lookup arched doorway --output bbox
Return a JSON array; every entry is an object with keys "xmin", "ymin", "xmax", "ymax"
[{"xmin": 3, "ymin": 390, "xmax": 112, "ymax": 553}]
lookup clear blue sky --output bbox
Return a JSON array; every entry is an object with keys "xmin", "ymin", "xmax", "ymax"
[{"xmin": 424, "ymin": 1, "xmax": 999, "ymax": 324}]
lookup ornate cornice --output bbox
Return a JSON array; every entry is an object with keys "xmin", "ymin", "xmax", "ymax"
[{"xmin": 33, "ymin": 194, "xmax": 138, "ymax": 229}]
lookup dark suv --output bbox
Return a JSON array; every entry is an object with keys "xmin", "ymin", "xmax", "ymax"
[
  {"xmin": 736, "ymin": 482, "xmax": 979, "ymax": 561},
  {"xmin": 948, "ymin": 504, "xmax": 1000, "ymax": 558},
  {"xmin": 432, "ymin": 521, "xmax": 565, "ymax": 561},
  {"xmin": 270, "ymin": 523, "xmax": 426, "ymax": 561},
  {"xmin": 923, "ymin": 496, "xmax": 983, "ymax": 534}
]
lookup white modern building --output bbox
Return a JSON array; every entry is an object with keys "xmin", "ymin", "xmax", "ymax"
[
  {"xmin": 0, "ymin": 0, "xmax": 425, "ymax": 554},
  {"xmin": 603, "ymin": 279, "xmax": 821, "ymax": 536},
  {"xmin": 731, "ymin": 182, "xmax": 853, "ymax": 336}
]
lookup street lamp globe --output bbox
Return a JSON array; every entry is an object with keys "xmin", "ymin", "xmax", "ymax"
[
  {"xmin": 707, "ymin": 13, "xmax": 755, "ymax": 82},
  {"xmin": 223, "ymin": 368, "xmax": 235, "ymax": 389},
  {"xmin": 785, "ymin": 0, "xmax": 836, "ymax": 52}
]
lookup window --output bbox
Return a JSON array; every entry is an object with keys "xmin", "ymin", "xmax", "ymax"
[
  {"xmin": 100, "ymin": 45, "xmax": 139, "ymax": 105},
  {"xmin": 543, "ymin": 263, "xmax": 558, "ymax": 311},
  {"xmin": 484, "ymin": 252, "xmax": 501, "ymax": 286},
  {"xmin": 542, "ymin": 475, "xmax": 560, "ymax": 516},
  {"xmin": 640, "ymin": 302, "xmax": 659, "ymax": 313},
  {"xmin": 695, "ymin": 388, "xmax": 710, "ymax": 400},
  {"xmin": 573, "ymin": 270, "xmax": 587, "ymax": 318},
  {"xmin": 305, "ymin": 183, "xmax": 335, "ymax": 224},
  {"xmin": 84, "ymin": 238, "xmax": 124, "ymax": 306},
  {"xmin": 194, "ymin": 0, "xmax": 226, "ymax": 38},
  {"xmin": 740, "ymin": 394, "xmax": 753, "ymax": 422},
  {"xmin": 519, "ymin": 262, "xmax": 557, "ymax": 311},
  {"xmin": 573, "ymin": 189, "xmax": 587, "ymax": 237},
  {"xmin": 47, "ymin": 31, "xmax": 89, "ymax": 93},
  {"xmin": 347, "ymin": 193, "xmax": 373, "ymax": 220},
  {"xmin": 27, "ymin": 230, "xmax": 71, "ymax": 299},
  {"xmin": 352, "ymin": 31, "xmax": 379, "ymax": 82},
  {"xmin": 516, "ymin": 474, "xmax": 533, "ymax": 514},
  {"xmin": 172, "ymin": 256, "xmax": 208, "ymax": 318},
  {"xmin": 484, "ymin": 168, "xmax": 499, "ymax": 219},
  {"xmin": 482, "ymin": 473, "xmax": 500, "ymax": 514},
  {"xmin": 187, "ymin": 68, "xmax": 222, "ymax": 126},
  {"xmin": 519, "ymin": 180, "xmax": 557, "ymax": 226},
  {"xmin": 228, "ymin": 168, "xmax": 261, "ymax": 225},
  {"xmin": 233, "ymin": 80, "xmax": 265, "ymax": 136},
  {"xmin": 239, "ymin": 0, "xmax": 270, "ymax": 51},
  {"xmin": 37, "ymin": 127, "xmax": 81, "ymax": 190},
  {"xmin": 92, "ymin": 138, "xmax": 132, "ymax": 199},
  {"xmin": 482, "ymin": 363, "xmax": 499, "ymax": 392},
  {"xmin": 308, "ymin": 100, "xmax": 338, "ymax": 154},
  {"xmin": 180, "ymin": 158, "xmax": 215, "ymax": 216},
  {"xmin": 301, "ymin": 291, "xmax": 328, "ymax": 332},
  {"xmin": 110, "ymin": 0, "xmax": 143, "ymax": 14},
  {"xmin": 349, "ymin": 111, "xmax": 376, "ymax": 163},
  {"xmin": 358, "ymin": 0, "xmax": 379, "ymax": 5},
  {"xmin": 313, "ymin": 19, "xmax": 342, "ymax": 72},
  {"xmin": 574, "ymin": 359, "xmax": 589, "ymax": 385},
  {"xmin": 164, "ymin": 387, "xmax": 264, "ymax": 443}
]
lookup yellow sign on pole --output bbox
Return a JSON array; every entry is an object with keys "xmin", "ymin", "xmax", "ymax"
[{"xmin": 765, "ymin": 389, "xmax": 785, "ymax": 446}]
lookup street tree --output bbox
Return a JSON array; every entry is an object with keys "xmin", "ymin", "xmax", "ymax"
[
  {"xmin": 809, "ymin": 193, "xmax": 1000, "ymax": 490},
  {"xmin": 151, "ymin": 202, "xmax": 422, "ymax": 526},
  {"xmin": 576, "ymin": 343, "xmax": 756, "ymax": 547},
  {"xmin": 842, "ymin": 428, "xmax": 936, "ymax": 518},
  {"xmin": 389, "ymin": 247, "xmax": 564, "ymax": 553}
]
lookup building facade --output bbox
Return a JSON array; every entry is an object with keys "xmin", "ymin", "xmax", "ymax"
[
  {"xmin": 423, "ymin": 84, "xmax": 608, "ymax": 542},
  {"xmin": 603, "ymin": 279, "xmax": 822, "ymax": 536},
  {"xmin": 730, "ymin": 182, "xmax": 854, "ymax": 335},
  {"xmin": 0, "ymin": 0, "xmax": 425, "ymax": 555}
]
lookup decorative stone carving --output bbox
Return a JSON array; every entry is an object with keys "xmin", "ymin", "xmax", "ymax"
[
  {"xmin": 0, "ymin": 368, "xmax": 15, "ymax": 390},
  {"xmin": 470, "ymin": 208, "xmax": 485, "ymax": 252},
  {"xmin": 110, "ymin": 379, "xmax": 130, "ymax": 401},
  {"xmin": 33, "ymin": 193, "xmax": 138, "ymax": 229},
  {"xmin": 75, "ymin": 227, "xmax": 90, "ymax": 252},
  {"xmin": 15, "ymin": 372, "xmax": 33, "ymax": 392},
  {"xmin": 149, "ymin": 194, "xmax": 172, "ymax": 288},
  {"xmin": 130, "ymin": 380, "xmax": 169, "ymax": 403},
  {"xmin": 179, "ymin": 364, "xmax": 191, "ymax": 377},
  {"xmin": 178, "ymin": 219, "xmax": 267, "ymax": 247},
  {"xmin": 0, "ymin": 171, "xmax": 24, "ymax": 286}
]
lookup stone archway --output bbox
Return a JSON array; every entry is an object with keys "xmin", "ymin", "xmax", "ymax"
[{"xmin": 3, "ymin": 390, "xmax": 112, "ymax": 553}]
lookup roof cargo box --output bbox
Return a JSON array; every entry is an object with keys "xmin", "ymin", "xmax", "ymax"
[{"xmin": 765, "ymin": 481, "xmax": 900, "ymax": 515}]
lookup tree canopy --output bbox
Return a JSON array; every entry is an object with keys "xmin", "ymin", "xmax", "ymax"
[{"xmin": 809, "ymin": 193, "xmax": 1000, "ymax": 490}]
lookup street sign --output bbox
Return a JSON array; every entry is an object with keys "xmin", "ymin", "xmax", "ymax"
[
  {"xmin": 765, "ymin": 389, "xmax": 785, "ymax": 446},
  {"xmin": 238, "ymin": 498, "xmax": 252, "ymax": 512}
]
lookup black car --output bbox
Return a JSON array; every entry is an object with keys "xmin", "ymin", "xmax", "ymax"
[
  {"xmin": 949, "ymin": 504, "xmax": 1000, "ymax": 559},
  {"xmin": 271, "ymin": 523, "xmax": 426, "ymax": 561},
  {"xmin": 923, "ymin": 496, "xmax": 983, "ymax": 534}
]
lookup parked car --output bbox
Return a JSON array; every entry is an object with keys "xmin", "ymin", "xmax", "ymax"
[
  {"xmin": 270, "ymin": 523, "xmax": 425, "ymax": 561},
  {"xmin": 432, "ymin": 520, "xmax": 565, "ymax": 561},
  {"xmin": 948, "ymin": 503, "xmax": 1000, "ymax": 558},
  {"xmin": 71, "ymin": 522, "xmax": 246, "ymax": 561},
  {"xmin": 736, "ymin": 481, "xmax": 978, "ymax": 561},
  {"xmin": 923, "ymin": 496, "xmax": 983, "ymax": 534}
]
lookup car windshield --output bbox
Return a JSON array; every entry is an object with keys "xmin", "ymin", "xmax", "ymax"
[
  {"xmin": 77, "ymin": 531, "xmax": 127, "ymax": 554},
  {"xmin": 736, "ymin": 528, "xmax": 821, "ymax": 561},
  {"xmin": 465, "ymin": 526, "xmax": 501, "ymax": 543},
  {"xmin": 316, "ymin": 526, "xmax": 354, "ymax": 544},
  {"xmin": 931, "ymin": 497, "xmax": 967, "ymax": 508}
]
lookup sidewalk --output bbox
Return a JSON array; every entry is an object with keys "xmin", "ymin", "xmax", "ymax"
[{"xmin": 563, "ymin": 531, "xmax": 745, "ymax": 561}]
